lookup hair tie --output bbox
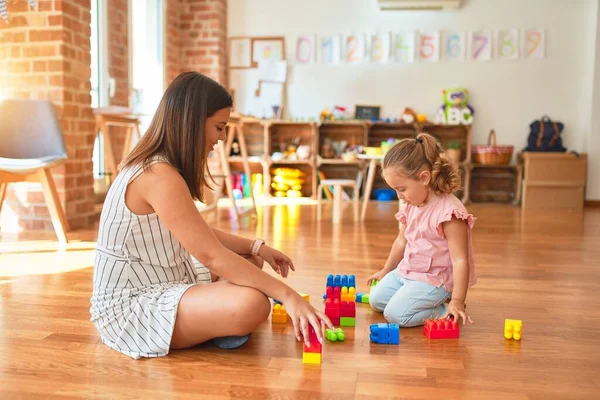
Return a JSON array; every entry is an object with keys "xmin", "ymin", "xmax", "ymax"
[
  {"xmin": 415, "ymin": 137, "xmax": 424, "ymax": 144},
  {"xmin": 414, "ymin": 136, "xmax": 429, "ymax": 164}
]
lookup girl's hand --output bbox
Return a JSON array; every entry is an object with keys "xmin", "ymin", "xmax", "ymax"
[
  {"xmin": 445, "ymin": 300, "xmax": 474, "ymax": 325},
  {"xmin": 282, "ymin": 292, "xmax": 334, "ymax": 347},
  {"xmin": 258, "ymin": 245, "xmax": 295, "ymax": 278},
  {"xmin": 366, "ymin": 269, "xmax": 387, "ymax": 286}
]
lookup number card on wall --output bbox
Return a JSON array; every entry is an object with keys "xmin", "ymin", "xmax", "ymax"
[
  {"xmin": 443, "ymin": 32, "xmax": 466, "ymax": 61},
  {"xmin": 345, "ymin": 34, "xmax": 366, "ymax": 63},
  {"xmin": 522, "ymin": 29, "xmax": 545, "ymax": 59},
  {"xmin": 296, "ymin": 35, "xmax": 316, "ymax": 64},
  {"xmin": 497, "ymin": 29, "xmax": 519, "ymax": 60},
  {"xmin": 320, "ymin": 35, "xmax": 342, "ymax": 64},
  {"xmin": 470, "ymin": 30, "xmax": 492, "ymax": 61},
  {"xmin": 371, "ymin": 33, "xmax": 391, "ymax": 63},
  {"xmin": 394, "ymin": 32, "xmax": 415, "ymax": 63},
  {"xmin": 418, "ymin": 32, "xmax": 440, "ymax": 62}
]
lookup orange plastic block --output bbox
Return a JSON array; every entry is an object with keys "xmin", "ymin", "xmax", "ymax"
[
  {"xmin": 341, "ymin": 286, "xmax": 356, "ymax": 302},
  {"xmin": 300, "ymin": 293, "xmax": 310, "ymax": 302},
  {"xmin": 272, "ymin": 304, "xmax": 288, "ymax": 323},
  {"xmin": 504, "ymin": 319, "xmax": 522, "ymax": 340},
  {"xmin": 423, "ymin": 318, "xmax": 459, "ymax": 339}
]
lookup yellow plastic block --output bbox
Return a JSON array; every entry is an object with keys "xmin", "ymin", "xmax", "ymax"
[
  {"xmin": 302, "ymin": 352, "xmax": 322, "ymax": 365},
  {"xmin": 341, "ymin": 286, "xmax": 356, "ymax": 302},
  {"xmin": 300, "ymin": 293, "xmax": 310, "ymax": 302},
  {"xmin": 504, "ymin": 319, "xmax": 523, "ymax": 340},
  {"xmin": 272, "ymin": 304, "xmax": 288, "ymax": 324}
]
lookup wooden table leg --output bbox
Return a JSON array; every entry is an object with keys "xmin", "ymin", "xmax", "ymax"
[{"xmin": 360, "ymin": 159, "xmax": 378, "ymax": 221}]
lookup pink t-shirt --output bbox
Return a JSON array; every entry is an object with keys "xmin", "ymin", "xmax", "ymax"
[{"xmin": 395, "ymin": 194, "xmax": 477, "ymax": 292}]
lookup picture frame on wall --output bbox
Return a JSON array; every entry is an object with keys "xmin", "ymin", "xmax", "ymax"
[
  {"xmin": 229, "ymin": 37, "xmax": 252, "ymax": 69},
  {"xmin": 251, "ymin": 37, "xmax": 286, "ymax": 68},
  {"xmin": 355, "ymin": 105, "xmax": 381, "ymax": 121}
]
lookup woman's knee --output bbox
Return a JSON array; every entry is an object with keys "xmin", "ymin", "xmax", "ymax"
[{"xmin": 369, "ymin": 287, "xmax": 387, "ymax": 312}]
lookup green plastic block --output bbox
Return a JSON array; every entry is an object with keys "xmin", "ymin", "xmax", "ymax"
[
  {"xmin": 361, "ymin": 293, "xmax": 370, "ymax": 304},
  {"xmin": 325, "ymin": 328, "xmax": 346, "ymax": 342},
  {"xmin": 340, "ymin": 317, "xmax": 355, "ymax": 327}
]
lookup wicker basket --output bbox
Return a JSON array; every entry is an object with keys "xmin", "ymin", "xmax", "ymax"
[{"xmin": 472, "ymin": 130, "xmax": 514, "ymax": 165}]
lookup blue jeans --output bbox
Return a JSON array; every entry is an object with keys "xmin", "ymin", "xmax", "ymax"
[{"xmin": 369, "ymin": 271, "xmax": 451, "ymax": 327}]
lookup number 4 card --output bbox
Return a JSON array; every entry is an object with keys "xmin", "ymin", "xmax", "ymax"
[{"xmin": 470, "ymin": 30, "xmax": 492, "ymax": 61}]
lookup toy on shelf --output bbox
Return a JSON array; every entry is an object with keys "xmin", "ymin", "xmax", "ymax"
[
  {"xmin": 270, "ymin": 167, "xmax": 305, "ymax": 198},
  {"xmin": 332, "ymin": 105, "xmax": 351, "ymax": 120},
  {"xmin": 302, "ymin": 325, "xmax": 322, "ymax": 364},
  {"xmin": 326, "ymin": 328, "xmax": 346, "ymax": 342},
  {"xmin": 400, "ymin": 107, "xmax": 418, "ymax": 124},
  {"xmin": 370, "ymin": 323, "xmax": 400, "ymax": 345},
  {"xmin": 272, "ymin": 304, "xmax": 288, "ymax": 324},
  {"xmin": 319, "ymin": 108, "xmax": 334, "ymax": 121},
  {"xmin": 435, "ymin": 88, "xmax": 474, "ymax": 125},
  {"xmin": 423, "ymin": 317, "xmax": 459, "ymax": 339},
  {"xmin": 504, "ymin": 319, "xmax": 522, "ymax": 341}
]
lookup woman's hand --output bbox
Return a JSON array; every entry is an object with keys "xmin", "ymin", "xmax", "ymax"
[
  {"xmin": 282, "ymin": 292, "xmax": 334, "ymax": 347},
  {"xmin": 366, "ymin": 269, "xmax": 387, "ymax": 286},
  {"xmin": 444, "ymin": 300, "xmax": 474, "ymax": 325},
  {"xmin": 258, "ymin": 245, "xmax": 295, "ymax": 278}
]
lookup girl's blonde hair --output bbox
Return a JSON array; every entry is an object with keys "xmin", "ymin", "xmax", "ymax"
[{"xmin": 382, "ymin": 132, "xmax": 461, "ymax": 195}]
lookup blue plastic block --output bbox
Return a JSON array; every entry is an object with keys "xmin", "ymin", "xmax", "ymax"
[
  {"xmin": 349, "ymin": 275, "xmax": 356, "ymax": 288},
  {"xmin": 341, "ymin": 274, "xmax": 348, "ymax": 287},
  {"xmin": 322, "ymin": 293, "xmax": 326, "ymax": 300},
  {"xmin": 273, "ymin": 298, "xmax": 282, "ymax": 305},
  {"xmin": 333, "ymin": 274, "xmax": 341, "ymax": 287},
  {"xmin": 326, "ymin": 274, "xmax": 333, "ymax": 287},
  {"xmin": 355, "ymin": 293, "xmax": 363, "ymax": 303},
  {"xmin": 370, "ymin": 323, "xmax": 400, "ymax": 345}
]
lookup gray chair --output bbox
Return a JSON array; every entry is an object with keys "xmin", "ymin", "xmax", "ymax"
[{"xmin": 0, "ymin": 99, "xmax": 69, "ymax": 243}]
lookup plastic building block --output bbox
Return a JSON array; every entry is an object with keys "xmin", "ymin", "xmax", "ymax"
[
  {"xmin": 325, "ymin": 297, "xmax": 341, "ymax": 326},
  {"xmin": 349, "ymin": 275, "xmax": 356, "ymax": 288},
  {"xmin": 340, "ymin": 301, "xmax": 356, "ymax": 318},
  {"xmin": 341, "ymin": 287, "xmax": 356, "ymax": 302},
  {"xmin": 341, "ymin": 275, "xmax": 348, "ymax": 288},
  {"xmin": 302, "ymin": 352, "xmax": 321, "ymax": 364},
  {"xmin": 370, "ymin": 279, "xmax": 379, "ymax": 291},
  {"xmin": 326, "ymin": 274, "xmax": 356, "ymax": 289},
  {"xmin": 326, "ymin": 274, "xmax": 334, "ymax": 287},
  {"xmin": 333, "ymin": 274, "xmax": 341, "ymax": 287},
  {"xmin": 370, "ymin": 323, "xmax": 400, "ymax": 344},
  {"xmin": 504, "ymin": 319, "xmax": 522, "ymax": 341},
  {"xmin": 300, "ymin": 293, "xmax": 310, "ymax": 302},
  {"xmin": 272, "ymin": 298, "xmax": 282, "ymax": 305},
  {"xmin": 356, "ymin": 292, "xmax": 363, "ymax": 303},
  {"xmin": 340, "ymin": 317, "xmax": 355, "ymax": 327},
  {"xmin": 302, "ymin": 325, "xmax": 322, "ymax": 365},
  {"xmin": 326, "ymin": 286, "xmax": 341, "ymax": 300},
  {"xmin": 325, "ymin": 328, "xmax": 346, "ymax": 342},
  {"xmin": 361, "ymin": 293, "xmax": 369, "ymax": 304},
  {"xmin": 423, "ymin": 318, "xmax": 459, "ymax": 339},
  {"xmin": 272, "ymin": 304, "xmax": 288, "ymax": 323}
]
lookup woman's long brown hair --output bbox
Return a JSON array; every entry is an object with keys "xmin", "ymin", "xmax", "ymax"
[{"xmin": 120, "ymin": 72, "xmax": 233, "ymax": 201}]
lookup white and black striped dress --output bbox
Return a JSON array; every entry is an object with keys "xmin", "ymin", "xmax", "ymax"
[{"xmin": 90, "ymin": 158, "xmax": 211, "ymax": 359}]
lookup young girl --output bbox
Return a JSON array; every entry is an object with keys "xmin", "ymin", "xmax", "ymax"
[
  {"xmin": 367, "ymin": 133, "xmax": 476, "ymax": 327},
  {"xmin": 90, "ymin": 72, "xmax": 333, "ymax": 359}
]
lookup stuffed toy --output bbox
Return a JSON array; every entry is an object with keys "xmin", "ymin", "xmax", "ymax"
[{"xmin": 435, "ymin": 88, "xmax": 474, "ymax": 125}]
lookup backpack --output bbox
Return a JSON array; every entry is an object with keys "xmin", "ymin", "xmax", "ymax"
[{"xmin": 525, "ymin": 115, "xmax": 566, "ymax": 152}]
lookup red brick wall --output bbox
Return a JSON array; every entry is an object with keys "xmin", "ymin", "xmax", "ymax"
[
  {"xmin": 167, "ymin": 0, "xmax": 228, "ymax": 86},
  {"xmin": 165, "ymin": 0, "xmax": 181, "ymax": 86},
  {"xmin": 0, "ymin": 0, "xmax": 96, "ymax": 231},
  {"xmin": 105, "ymin": 0, "xmax": 130, "ymax": 167}
]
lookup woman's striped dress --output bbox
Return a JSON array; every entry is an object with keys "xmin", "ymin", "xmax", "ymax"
[{"xmin": 90, "ymin": 159, "xmax": 211, "ymax": 359}]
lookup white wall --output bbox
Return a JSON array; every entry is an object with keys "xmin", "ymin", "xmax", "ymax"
[
  {"xmin": 229, "ymin": 0, "xmax": 599, "ymax": 199},
  {"xmin": 587, "ymin": 0, "xmax": 600, "ymax": 200}
]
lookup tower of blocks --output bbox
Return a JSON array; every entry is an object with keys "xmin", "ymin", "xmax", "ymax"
[
  {"xmin": 504, "ymin": 319, "xmax": 522, "ymax": 340},
  {"xmin": 370, "ymin": 323, "xmax": 400, "ymax": 344},
  {"xmin": 324, "ymin": 286, "xmax": 356, "ymax": 327},
  {"xmin": 323, "ymin": 274, "xmax": 356, "ymax": 300},
  {"xmin": 302, "ymin": 325, "xmax": 322, "ymax": 364},
  {"xmin": 271, "ymin": 304, "xmax": 288, "ymax": 323},
  {"xmin": 423, "ymin": 318, "xmax": 459, "ymax": 339}
]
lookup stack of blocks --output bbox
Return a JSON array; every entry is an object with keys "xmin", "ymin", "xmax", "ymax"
[
  {"xmin": 272, "ymin": 304, "xmax": 288, "ymax": 323},
  {"xmin": 324, "ymin": 274, "xmax": 356, "ymax": 327},
  {"xmin": 302, "ymin": 325, "xmax": 322, "ymax": 364},
  {"xmin": 423, "ymin": 318, "xmax": 460, "ymax": 339},
  {"xmin": 504, "ymin": 319, "xmax": 522, "ymax": 340},
  {"xmin": 369, "ymin": 323, "xmax": 400, "ymax": 344}
]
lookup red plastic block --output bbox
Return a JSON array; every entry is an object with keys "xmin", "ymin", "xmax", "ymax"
[
  {"xmin": 326, "ymin": 286, "xmax": 341, "ymax": 301},
  {"xmin": 329, "ymin": 316, "xmax": 340, "ymax": 326},
  {"xmin": 303, "ymin": 325, "xmax": 322, "ymax": 353},
  {"xmin": 325, "ymin": 298, "xmax": 341, "ymax": 318},
  {"xmin": 340, "ymin": 301, "xmax": 356, "ymax": 318},
  {"xmin": 423, "ymin": 318, "xmax": 459, "ymax": 339}
]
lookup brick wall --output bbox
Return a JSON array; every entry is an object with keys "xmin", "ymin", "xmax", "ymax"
[
  {"xmin": 165, "ymin": 0, "xmax": 181, "ymax": 86},
  {"xmin": 167, "ymin": 0, "xmax": 228, "ymax": 87},
  {"xmin": 0, "ymin": 0, "xmax": 95, "ymax": 231}
]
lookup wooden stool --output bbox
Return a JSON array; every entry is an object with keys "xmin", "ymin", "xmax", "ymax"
[{"xmin": 317, "ymin": 179, "xmax": 359, "ymax": 223}]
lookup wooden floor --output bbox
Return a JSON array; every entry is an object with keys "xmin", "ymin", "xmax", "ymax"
[{"xmin": 1, "ymin": 202, "xmax": 599, "ymax": 399}]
